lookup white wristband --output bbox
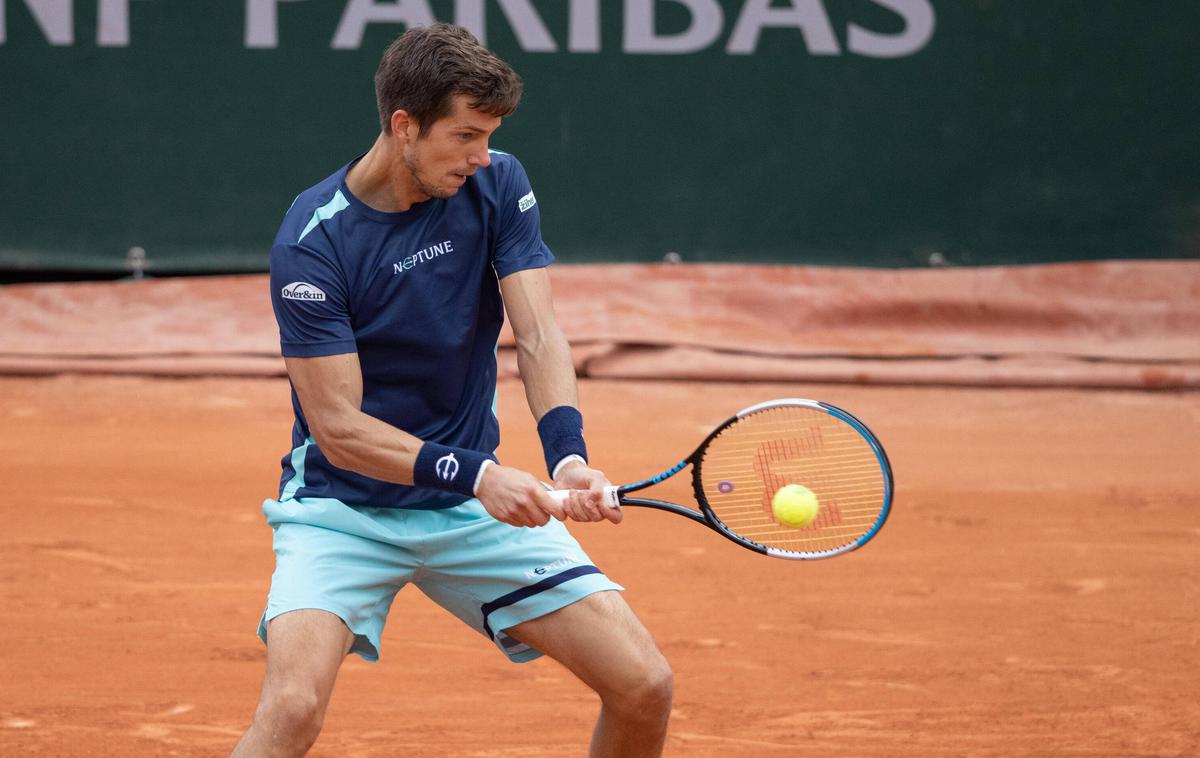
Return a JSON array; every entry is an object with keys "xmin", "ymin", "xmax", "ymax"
[
  {"xmin": 472, "ymin": 458, "xmax": 496, "ymax": 496},
  {"xmin": 551, "ymin": 454, "xmax": 587, "ymax": 481}
]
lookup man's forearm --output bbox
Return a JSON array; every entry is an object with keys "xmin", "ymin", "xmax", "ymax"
[
  {"xmin": 515, "ymin": 325, "xmax": 579, "ymax": 420},
  {"xmin": 314, "ymin": 407, "xmax": 425, "ymax": 484},
  {"xmin": 317, "ymin": 409, "xmax": 494, "ymax": 496}
]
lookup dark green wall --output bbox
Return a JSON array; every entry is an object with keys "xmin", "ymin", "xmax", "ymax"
[{"xmin": 2, "ymin": 1, "xmax": 1197, "ymax": 271}]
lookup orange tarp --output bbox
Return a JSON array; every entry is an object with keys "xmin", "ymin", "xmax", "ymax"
[{"xmin": 1, "ymin": 261, "xmax": 1197, "ymax": 388}]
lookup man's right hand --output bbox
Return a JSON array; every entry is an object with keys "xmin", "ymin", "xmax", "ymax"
[{"xmin": 475, "ymin": 464, "xmax": 565, "ymax": 527}]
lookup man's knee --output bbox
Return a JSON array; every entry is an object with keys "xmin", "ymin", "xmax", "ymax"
[
  {"xmin": 635, "ymin": 655, "xmax": 675, "ymax": 713},
  {"xmin": 254, "ymin": 685, "xmax": 327, "ymax": 748},
  {"xmin": 605, "ymin": 652, "xmax": 674, "ymax": 720}
]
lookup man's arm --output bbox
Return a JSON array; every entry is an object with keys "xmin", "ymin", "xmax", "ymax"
[
  {"xmin": 499, "ymin": 268, "xmax": 621, "ymax": 523},
  {"xmin": 498, "ymin": 267, "xmax": 577, "ymax": 418},
  {"xmin": 285, "ymin": 352, "xmax": 422, "ymax": 482},
  {"xmin": 285, "ymin": 352, "xmax": 563, "ymax": 527}
]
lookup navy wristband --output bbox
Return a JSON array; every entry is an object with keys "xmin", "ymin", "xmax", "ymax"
[
  {"xmin": 413, "ymin": 443, "xmax": 495, "ymax": 497},
  {"xmin": 537, "ymin": 406, "xmax": 588, "ymax": 478}
]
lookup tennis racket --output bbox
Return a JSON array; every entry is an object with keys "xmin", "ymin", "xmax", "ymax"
[{"xmin": 551, "ymin": 399, "xmax": 893, "ymax": 560}]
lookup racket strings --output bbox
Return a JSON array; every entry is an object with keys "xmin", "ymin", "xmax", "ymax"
[{"xmin": 697, "ymin": 405, "xmax": 887, "ymax": 556}]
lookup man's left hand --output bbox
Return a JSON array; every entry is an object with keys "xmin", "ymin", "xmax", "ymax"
[{"xmin": 554, "ymin": 461, "xmax": 622, "ymax": 524}]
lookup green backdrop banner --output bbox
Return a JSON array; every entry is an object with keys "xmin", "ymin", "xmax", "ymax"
[{"xmin": 2, "ymin": 1, "xmax": 1197, "ymax": 271}]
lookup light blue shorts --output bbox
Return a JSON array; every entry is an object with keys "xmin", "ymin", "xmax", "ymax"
[{"xmin": 256, "ymin": 496, "xmax": 622, "ymax": 663}]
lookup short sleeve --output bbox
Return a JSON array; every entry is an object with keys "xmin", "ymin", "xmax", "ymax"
[
  {"xmin": 269, "ymin": 243, "xmax": 357, "ymax": 357},
  {"xmin": 491, "ymin": 157, "xmax": 555, "ymax": 279}
]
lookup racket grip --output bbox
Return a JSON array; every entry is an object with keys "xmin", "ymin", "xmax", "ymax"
[{"xmin": 548, "ymin": 485, "xmax": 621, "ymax": 509}]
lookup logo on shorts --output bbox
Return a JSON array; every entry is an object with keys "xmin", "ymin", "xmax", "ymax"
[
  {"xmin": 524, "ymin": 552, "xmax": 584, "ymax": 581},
  {"xmin": 435, "ymin": 452, "xmax": 459, "ymax": 481},
  {"xmin": 518, "ymin": 191, "xmax": 536, "ymax": 213},
  {"xmin": 281, "ymin": 282, "xmax": 326, "ymax": 301}
]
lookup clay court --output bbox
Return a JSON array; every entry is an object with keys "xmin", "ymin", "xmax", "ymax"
[{"xmin": 1, "ymin": 264, "xmax": 1198, "ymax": 756}]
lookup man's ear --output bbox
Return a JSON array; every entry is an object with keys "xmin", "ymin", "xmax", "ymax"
[{"xmin": 389, "ymin": 110, "xmax": 419, "ymax": 142}]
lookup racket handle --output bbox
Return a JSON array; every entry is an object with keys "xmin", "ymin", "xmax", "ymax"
[{"xmin": 548, "ymin": 485, "xmax": 621, "ymax": 509}]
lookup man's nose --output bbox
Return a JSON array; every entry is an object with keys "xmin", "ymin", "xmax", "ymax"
[{"xmin": 469, "ymin": 146, "xmax": 491, "ymax": 169}]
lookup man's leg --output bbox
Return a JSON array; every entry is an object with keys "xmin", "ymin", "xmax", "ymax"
[
  {"xmin": 506, "ymin": 591, "xmax": 673, "ymax": 758},
  {"xmin": 231, "ymin": 610, "xmax": 356, "ymax": 758}
]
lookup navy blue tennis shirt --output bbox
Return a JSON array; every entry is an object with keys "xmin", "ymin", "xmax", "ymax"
[{"xmin": 269, "ymin": 150, "xmax": 553, "ymax": 510}]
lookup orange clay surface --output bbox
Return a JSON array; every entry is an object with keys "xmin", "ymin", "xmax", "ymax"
[{"xmin": 1, "ymin": 376, "xmax": 1198, "ymax": 757}]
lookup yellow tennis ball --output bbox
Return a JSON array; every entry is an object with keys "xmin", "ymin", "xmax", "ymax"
[{"xmin": 772, "ymin": 484, "xmax": 819, "ymax": 528}]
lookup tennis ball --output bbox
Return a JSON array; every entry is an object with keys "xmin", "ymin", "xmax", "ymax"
[{"xmin": 772, "ymin": 484, "xmax": 819, "ymax": 528}]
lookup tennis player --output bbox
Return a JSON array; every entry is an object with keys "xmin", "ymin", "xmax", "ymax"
[{"xmin": 230, "ymin": 23, "xmax": 672, "ymax": 758}]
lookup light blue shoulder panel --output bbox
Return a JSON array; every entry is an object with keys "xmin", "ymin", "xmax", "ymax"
[{"xmin": 298, "ymin": 190, "xmax": 350, "ymax": 244}]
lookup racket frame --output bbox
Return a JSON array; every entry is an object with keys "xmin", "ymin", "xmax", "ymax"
[{"xmin": 616, "ymin": 398, "xmax": 894, "ymax": 560}]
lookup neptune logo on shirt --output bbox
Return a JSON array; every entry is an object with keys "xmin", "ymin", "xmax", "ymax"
[
  {"xmin": 281, "ymin": 282, "xmax": 326, "ymax": 302},
  {"xmin": 394, "ymin": 239, "xmax": 455, "ymax": 275}
]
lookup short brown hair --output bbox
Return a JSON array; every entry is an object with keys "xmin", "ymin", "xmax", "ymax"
[{"xmin": 374, "ymin": 23, "xmax": 523, "ymax": 136}]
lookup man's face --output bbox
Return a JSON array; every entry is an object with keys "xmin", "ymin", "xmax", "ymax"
[{"xmin": 402, "ymin": 95, "xmax": 501, "ymax": 200}]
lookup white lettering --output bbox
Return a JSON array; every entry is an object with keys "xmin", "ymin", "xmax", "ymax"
[
  {"xmin": 281, "ymin": 282, "xmax": 327, "ymax": 301},
  {"xmin": 623, "ymin": 0, "xmax": 722, "ymax": 55},
  {"xmin": 518, "ymin": 190, "xmax": 536, "ymax": 213},
  {"xmin": 452, "ymin": 0, "xmax": 484, "ymax": 41},
  {"xmin": 246, "ymin": 0, "xmax": 307, "ymax": 49},
  {"xmin": 97, "ymin": 0, "xmax": 141, "ymax": 47},
  {"xmin": 497, "ymin": 0, "xmax": 555, "ymax": 51},
  {"xmin": 332, "ymin": 0, "xmax": 434, "ymax": 50},
  {"xmin": 568, "ymin": 0, "xmax": 599, "ymax": 53},
  {"xmin": 523, "ymin": 552, "xmax": 584, "ymax": 580},
  {"xmin": 454, "ymin": 0, "xmax": 555, "ymax": 51},
  {"xmin": 393, "ymin": 239, "xmax": 454, "ymax": 275},
  {"xmin": 848, "ymin": 0, "xmax": 934, "ymax": 58},
  {"xmin": 727, "ymin": 0, "xmax": 839, "ymax": 56},
  {"xmin": 0, "ymin": 0, "xmax": 73, "ymax": 45},
  {"xmin": 0, "ymin": 0, "xmax": 933, "ymax": 56}
]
